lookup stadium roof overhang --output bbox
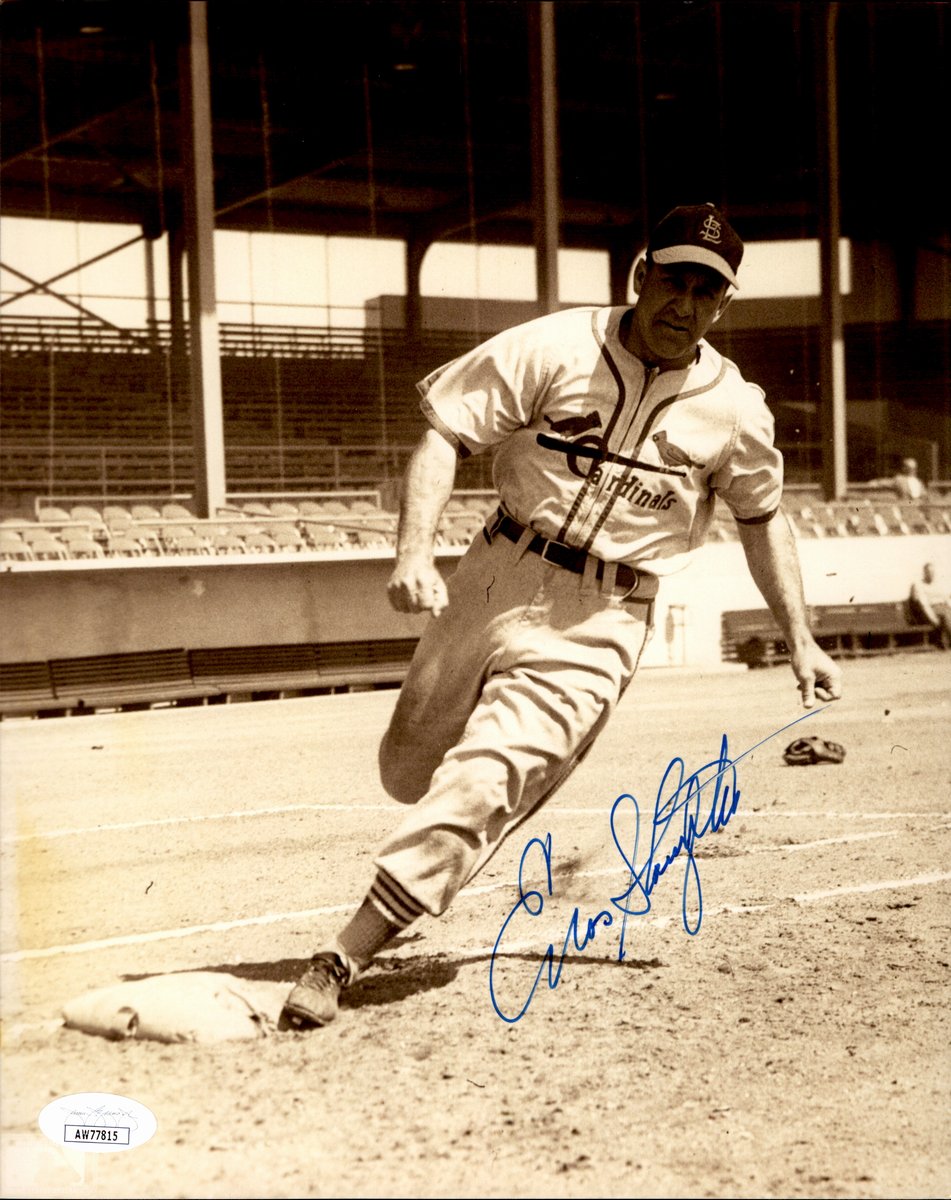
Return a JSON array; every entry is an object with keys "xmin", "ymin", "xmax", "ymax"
[{"xmin": 2, "ymin": 0, "xmax": 948, "ymax": 255}]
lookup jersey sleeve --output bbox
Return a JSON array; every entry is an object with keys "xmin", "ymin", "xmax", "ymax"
[
  {"xmin": 416, "ymin": 322, "xmax": 551, "ymax": 458},
  {"xmin": 709, "ymin": 386, "xmax": 784, "ymax": 524}
]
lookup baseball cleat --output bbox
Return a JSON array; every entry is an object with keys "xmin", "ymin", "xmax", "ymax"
[{"xmin": 280, "ymin": 951, "xmax": 353, "ymax": 1029}]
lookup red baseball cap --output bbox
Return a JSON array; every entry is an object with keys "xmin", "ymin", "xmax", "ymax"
[{"xmin": 648, "ymin": 203, "xmax": 744, "ymax": 287}]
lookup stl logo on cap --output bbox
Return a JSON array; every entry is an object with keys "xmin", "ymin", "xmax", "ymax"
[
  {"xmin": 648, "ymin": 202, "xmax": 743, "ymax": 287},
  {"xmin": 700, "ymin": 213, "xmax": 722, "ymax": 244}
]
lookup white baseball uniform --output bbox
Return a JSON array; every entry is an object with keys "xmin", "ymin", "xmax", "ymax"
[{"xmin": 367, "ymin": 305, "xmax": 783, "ymax": 926}]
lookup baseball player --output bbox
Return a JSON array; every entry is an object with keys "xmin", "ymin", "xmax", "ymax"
[{"xmin": 281, "ymin": 202, "xmax": 843, "ymax": 1029}]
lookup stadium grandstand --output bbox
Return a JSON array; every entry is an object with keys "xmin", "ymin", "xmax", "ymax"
[{"xmin": 1, "ymin": 0, "xmax": 949, "ymax": 716}]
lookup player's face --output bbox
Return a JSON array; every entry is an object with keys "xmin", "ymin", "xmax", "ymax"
[{"xmin": 629, "ymin": 260, "xmax": 730, "ymax": 367}]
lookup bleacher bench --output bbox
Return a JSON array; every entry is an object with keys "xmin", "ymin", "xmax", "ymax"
[
  {"xmin": 0, "ymin": 639, "xmax": 422, "ymax": 716},
  {"xmin": 723, "ymin": 601, "xmax": 942, "ymax": 667}
]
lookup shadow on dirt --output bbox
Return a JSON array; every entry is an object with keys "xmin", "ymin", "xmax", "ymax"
[
  {"xmin": 121, "ymin": 944, "xmax": 664, "ymax": 1013},
  {"xmin": 345, "ymin": 950, "xmax": 664, "ymax": 1013}
]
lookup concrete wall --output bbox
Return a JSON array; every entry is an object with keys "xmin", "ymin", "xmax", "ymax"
[
  {"xmin": 643, "ymin": 533, "xmax": 951, "ymax": 668},
  {"xmin": 3, "ymin": 536, "xmax": 949, "ymax": 671},
  {"xmin": 0, "ymin": 551, "xmax": 445, "ymax": 665}
]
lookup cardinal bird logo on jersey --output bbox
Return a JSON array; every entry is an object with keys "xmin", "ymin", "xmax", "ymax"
[
  {"xmin": 544, "ymin": 411, "xmax": 603, "ymax": 438},
  {"xmin": 652, "ymin": 430, "xmax": 705, "ymax": 470}
]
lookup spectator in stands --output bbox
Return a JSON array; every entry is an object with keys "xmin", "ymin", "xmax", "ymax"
[
  {"xmin": 910, "ymin": 561, "xmax": 951, "ymax": 648},
  {"xmin": 870, "ymin": 457, "xmax": 929, "ymax": 501}
]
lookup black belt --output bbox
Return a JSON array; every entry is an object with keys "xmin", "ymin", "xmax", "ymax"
[{"xmin": 484, "ymin": 509, "xmax": 658, "ymax": 599}]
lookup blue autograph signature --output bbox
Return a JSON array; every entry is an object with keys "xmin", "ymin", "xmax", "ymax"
[{"xmin": 490, "ymin": 708, "xmax": 827, "ymax": 1023}]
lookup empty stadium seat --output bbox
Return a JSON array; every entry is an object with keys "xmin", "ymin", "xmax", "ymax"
[
  {"xmin": 212, "ymin": 533, "xmax": 247, "ymax": 555},
  {"xmin": 242, "ymin": 533, "xmax": 278, "ymax": 553},
  {"xmin": 932, "ymin": 510, "xmax": 951, "ymax": 534},
  {"xmin": 70, "ymin": 504, "xmax": 104, "ymax": 524},
  {"xmin": 199, "ymin": 522, "xmax": 232, "ymax": 540},
  {"xmin": 898, "ymin": 504, "xmax": 932, "ymax": 534},
  {"xmin": 268, "ymin": 522, "xmax": 303, "ymax": 540},
  {"xmin": 271, "ymin": 528, "xmax": 305, "ymax": 551},
  {"xmin": 131, "ymin": 504, "xmax": 161, "ymax": 520},
  {"xmin": 270, "ymin": 501, "xmax": 300, "ymax": 517},
  {"xmin": 872, "ymin": 513, "xmax": 890, "ymax": 536},
  {"xmin": 131, "ymin": 524, "xmax": 164, "ymax": 553},
  {"xmin": 794, "ymin": 506, "xmax": 825, "ymax": 537},
  {"xmin": 304, "ymin": 525, "xmax": 347, "ymax": 549},
  {"xmin": 0, "ymin": 532, "xmax": 32, "ymax": 561},
  {"xmin": 159, "ymin": 525, "xmax": 194, "ymax": 551},
  {"xmin": 162, "ymin": 502, "xmax": 194, "ymax": 520},
  {"xmin": 171, "ymin": 534, "xmax": 210, "ymax": 556},
  {"xmin": 241, "ymin": 501, "xmax": 273, "ymax": 517},
  {"xmin": 851, "ymin": 504, "xmax": 871, "ymax": 530},
  {"xmin": 107, "ymin": 535, "xmax": 146, "ymax": 557},
  {"xmin": 59, "ymin": 526, "xmax": 99, "ymax": 548},
  {"xmin": 816, "ymin": 507, "xmax": 851, "ymax": 536},
  {"xmin": 37, "ymin": 506, "xmax": 70, "ymax": 523},
  {"xmin": 353, "ymin": 528, "xmax": 390, "ymax": 548},
  {"xmin": 20, "ymin": 526, "xmax": 58, "ymax": 545},
  {"xmin": 881, "ymin": 505, "xmax": 910, "ymax": 535},
  {"xmin": 65, "ymin": 536, "xmax": 105, "ymax": 559},
  {"xmin": 30, "ymin": 535, "xmax": 69, "ymax": 560}
]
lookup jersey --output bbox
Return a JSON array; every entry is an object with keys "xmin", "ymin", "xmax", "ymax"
[{"xmin": 418, "ymin": 305, "xmax": 783, "ymax": 577}]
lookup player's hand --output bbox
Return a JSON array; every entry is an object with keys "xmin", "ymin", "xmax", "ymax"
[
  {"xmin": 790, "ymin": 640, "xmax": 843, "ymax": 709},
  {"xmin": 387, "ymin": 558, "xmax": 449, "ymax": 617}
]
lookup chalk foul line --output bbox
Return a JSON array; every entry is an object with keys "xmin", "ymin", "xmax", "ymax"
[
  {"xmin": 4, "ymin": 806, "xmax": 948, "ymax": 845},
  {"xmin": 3, "ymin": 870, "xmax": 949, "ymax": 964}
]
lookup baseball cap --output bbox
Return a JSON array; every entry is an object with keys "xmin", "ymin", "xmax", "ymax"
[{"xmin": 648, "ymin": 203, "xmax": 743, "ymax": 288}]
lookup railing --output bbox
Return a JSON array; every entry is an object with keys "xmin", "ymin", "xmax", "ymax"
[
  {"xmin": 0, "ymin": 439, "xmax": 496, "ymax": 496},
  {"xmin": 0, "ymin": 315, "xmax": 481, "ymax": 361}
]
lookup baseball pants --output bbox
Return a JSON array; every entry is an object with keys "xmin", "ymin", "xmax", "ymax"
[{"xmin": 370, "ymin": 520, "xmax": 656, "ymax": 920}]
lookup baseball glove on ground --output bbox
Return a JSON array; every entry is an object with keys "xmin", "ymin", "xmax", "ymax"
[{"xmin": 783, "ymin": 736, "xmax": 846, "ymax": 766}]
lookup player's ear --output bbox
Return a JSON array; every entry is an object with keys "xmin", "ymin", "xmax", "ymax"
[{"xmin": 631, "ymin": 256, "xmax": 647, "ymax": 297}]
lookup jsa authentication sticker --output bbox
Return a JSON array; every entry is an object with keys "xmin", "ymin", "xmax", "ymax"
[{"xmin": 38, "ymin": 1092, "xmax": 156, "ymax": 1155}]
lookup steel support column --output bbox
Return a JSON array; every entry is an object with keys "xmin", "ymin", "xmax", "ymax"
[
  {"xmin": 143, "ymin": 232, "xmax": 159, "ymax": 350},
  {"xmin": 816, "ymin": 1, "xmax": 848, "ymax": 500},
  {"xmin": 179, "ymin": 1, "xmax": 225, "ymax": 517},
  {"xmin": 166, "ymin": 219, "xmax": 187, "ymax": 407},
  {"xmin": 405, "ymin": 235, "xmax": 429, "ymax": 336},
  {"xmin": 529, "ymin": 2, "xmax": 560, "ymax": 316}
]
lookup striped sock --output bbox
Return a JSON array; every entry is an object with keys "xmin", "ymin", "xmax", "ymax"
[{"xmin": 336, "ymin": 871, "xmax": 426, "ymax": 969}]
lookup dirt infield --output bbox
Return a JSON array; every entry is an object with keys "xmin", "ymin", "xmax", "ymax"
[{"xmin": 2, "ymin": 654, "xmax": 949, "ymax": 1199}]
